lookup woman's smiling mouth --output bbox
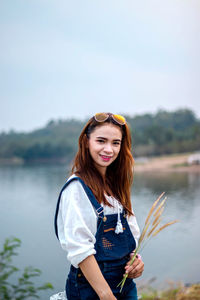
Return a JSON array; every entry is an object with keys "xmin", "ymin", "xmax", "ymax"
[{"xmin": 100, "ymin": 155, "xmax": 112, "ymax": 162}]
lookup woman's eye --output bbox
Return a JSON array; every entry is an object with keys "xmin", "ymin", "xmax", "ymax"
[
  {"xmin": 113, "ymin": 142, "xmax": 121, "ymax": 145},
  {"xmin": 97, "ymin": 139, "xmax": 105, "ymax": 143}
]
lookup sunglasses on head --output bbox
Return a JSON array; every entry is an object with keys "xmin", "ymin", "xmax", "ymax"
[{"xmin": 94, "ymin": 113, "xmax": 126, "ymax": 125}]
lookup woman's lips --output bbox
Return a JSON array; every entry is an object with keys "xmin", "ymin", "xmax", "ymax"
[{"xmin": 100, "ymin": 155, "xmax": 112, "ymax": 162}]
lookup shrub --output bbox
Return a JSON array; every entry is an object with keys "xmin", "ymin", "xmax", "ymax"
[{"xmin": 0, "ymin": 237, "xmax": 53, "ymax": 299}]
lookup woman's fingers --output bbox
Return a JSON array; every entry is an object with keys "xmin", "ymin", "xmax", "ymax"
[
  {"xmin": 129, "ymin": 262, "xmax": 144, "ymax": 278},
  {"xmin": 125, "ymin": 256, "xmax": 140, "ymax": 272},
  {"xmin": 125, "ymin": 257, "xmax": 144, "ymax": 278}
]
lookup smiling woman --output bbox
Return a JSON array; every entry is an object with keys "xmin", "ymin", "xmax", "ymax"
[
  {"xmin": 54, "ymin": 113, "xmax": 144, "ymax": 300},
  {"xmin": 87, "ymin": 123, "xmax": 122, "ymax": 176}
]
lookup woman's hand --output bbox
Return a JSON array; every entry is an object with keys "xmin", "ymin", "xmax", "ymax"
[{"xmin": 124, "ymin": 253, "xmax": 144, "ymax": 279}]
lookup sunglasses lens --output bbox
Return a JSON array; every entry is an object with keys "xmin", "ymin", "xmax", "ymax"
[
  {"xmin": 94, "ymin": 113, "xmax": 126, "ymax": 125},
  {"xmin": 94, "ymin": 113, "xmax": 108, "ymax": 122},
  {"xmin": 113, "ymin": 114, "xmax": 126, "ymax": 125}
]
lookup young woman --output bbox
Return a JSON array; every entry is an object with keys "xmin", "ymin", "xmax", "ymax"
[{"xmin": 55, "ymin": 113, "xmax": 144, "ymax": 300}]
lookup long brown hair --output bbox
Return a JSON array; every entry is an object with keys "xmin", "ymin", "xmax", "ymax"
[{"xmin": 71, "ymin": 114, "xmax": 134, "ymax": 215}]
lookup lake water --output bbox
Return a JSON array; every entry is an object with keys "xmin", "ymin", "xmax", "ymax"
[{"xmin": 0, "ymin": 165, "xmax": 200, "ymax": 299}]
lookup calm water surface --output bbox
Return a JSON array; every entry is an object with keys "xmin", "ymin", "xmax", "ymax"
[{"xmin": 0, "ymin": 165, "xmax": 200, "ymax": 299}]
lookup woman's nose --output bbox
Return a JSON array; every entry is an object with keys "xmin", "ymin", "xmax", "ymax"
[{"xmin": 104, "ymin": 143, "xmax": 113, "ymax": 153}]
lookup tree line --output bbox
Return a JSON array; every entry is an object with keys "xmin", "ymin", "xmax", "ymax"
[{"xmin": 0, "ymin": 109, "xmax": 199, "ymax": 164}]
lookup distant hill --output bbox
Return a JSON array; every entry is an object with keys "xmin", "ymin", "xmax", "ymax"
[{"xmin": 0, "ymin": 109, "xmax": 199, "ymax": 164}]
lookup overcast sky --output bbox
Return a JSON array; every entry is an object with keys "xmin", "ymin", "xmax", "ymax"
[{"xmin": 0, "ymin": 0, "xmax": 200, "ymax": 132}]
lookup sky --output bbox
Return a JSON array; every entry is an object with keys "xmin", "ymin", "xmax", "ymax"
[{"xmin": 0, "ymin": 0, "xmax": 200, "ymax": 132}]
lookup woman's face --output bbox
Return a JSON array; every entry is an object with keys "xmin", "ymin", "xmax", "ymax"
[{"xmin": 88, "ymin": 123, "xmax": 122, "ymax": 176}]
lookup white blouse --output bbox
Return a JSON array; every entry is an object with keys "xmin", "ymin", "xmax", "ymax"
[{"xmin": 57, "ymin": 175, "xmax": 140, "ymax": 268}]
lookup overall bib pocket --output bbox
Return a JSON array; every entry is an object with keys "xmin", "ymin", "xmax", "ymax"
[{"xmin": 99, "ymin": 216, "xmax": 131, "ymax": 259}]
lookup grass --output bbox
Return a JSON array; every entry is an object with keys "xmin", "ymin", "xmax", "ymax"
[
  {"xmin": 172, "ymin": 163, "xmax": 189, "ymax": 168},
  {"xmin": 118, "ymin": 193, "xmax": 179, "ymax": 292},
  {"xmin": 138, "ymin": 283, "xmax": 200, "ymax": 300}
]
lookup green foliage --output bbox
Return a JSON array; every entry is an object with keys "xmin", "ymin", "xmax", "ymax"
[
  {"xmin": 128, "ymin": 109, "xmax": 200, "ymax": 157},
  {"xmin": 0, "ymin": 237, "xmax": 53, "ymax": 299},
  {"xmin": 139, "ymin": 283, "xmax": 200, "ymax": 300},
  {"xmin": 0, "ymin": 108, "xmax": 199, "ymax": 162}
]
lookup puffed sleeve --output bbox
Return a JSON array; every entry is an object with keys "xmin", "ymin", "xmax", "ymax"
[
  {"xmin": 127, "ymin": 214, "xmax": 140, "ymax": 248},
  {"xmin": 57, "ymin": 179, "xmax": 98, "ymax": 268}
]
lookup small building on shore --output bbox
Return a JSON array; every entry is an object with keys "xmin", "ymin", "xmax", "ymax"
[{"xmin": 187, "ymin": 153, "xmax": 200, "ymax": 165}]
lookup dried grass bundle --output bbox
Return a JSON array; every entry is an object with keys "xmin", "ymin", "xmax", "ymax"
[{"xmin": 118, "ymin": 192, "xmax": 179, "ymax": 292}]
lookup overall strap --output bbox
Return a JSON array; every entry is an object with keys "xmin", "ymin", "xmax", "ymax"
[{"xmin": 54, "ymin": 176, "xmax": 104, "ymax": 239}]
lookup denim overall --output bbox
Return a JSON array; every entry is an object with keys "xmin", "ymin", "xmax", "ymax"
[{"xmin": 55, "ymin": 177, "xmax": 137, "ymax": 300}]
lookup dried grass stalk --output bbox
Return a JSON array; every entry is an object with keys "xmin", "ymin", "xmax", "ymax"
[
  {"xmin": 147, "ymin": 218, "xmax": 162, "ymax": 238},
  {"xmin": 145, "ymin": 192, "xmax": 165, "ymax": 225},
  {"xmin": 118, "ymin": 192, "xmax": 179, "ymax": 293},
  {"xmin": 138, "ymin": 220, "xmax": 151, "ymax": 244},
  {"xmin": 152, "ymin": 207, "xmax": 164, "ymax": 226},
  {"xmin": 153, "ymin": 197, "xmax": 167, "ymax": 217},
  {"xmin": 152, "ymin": 220, "xmax": 179, "ymax": 237}
]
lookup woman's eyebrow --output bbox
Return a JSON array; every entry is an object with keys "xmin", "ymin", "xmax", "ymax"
[
  {"xmin": 96, "ymin": 136, "xmax": 121, "ymax": 142},
  {"xmin": 96, "ymin": 136, "xmax": 107, "ymax": 140}
]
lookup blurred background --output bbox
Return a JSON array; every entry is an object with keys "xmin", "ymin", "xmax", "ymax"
[{"xmin": 0, "ymin": 0, "xmax": 200, "ymax": 299}]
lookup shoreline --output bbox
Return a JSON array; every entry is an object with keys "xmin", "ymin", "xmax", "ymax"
[
  {"xmin": 134, "ymin": 153, "xmax": 200, "ymax": 173},
  {"xmin": 0, "ymin": 153, "xmax": 200, "ymax": 173}
]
